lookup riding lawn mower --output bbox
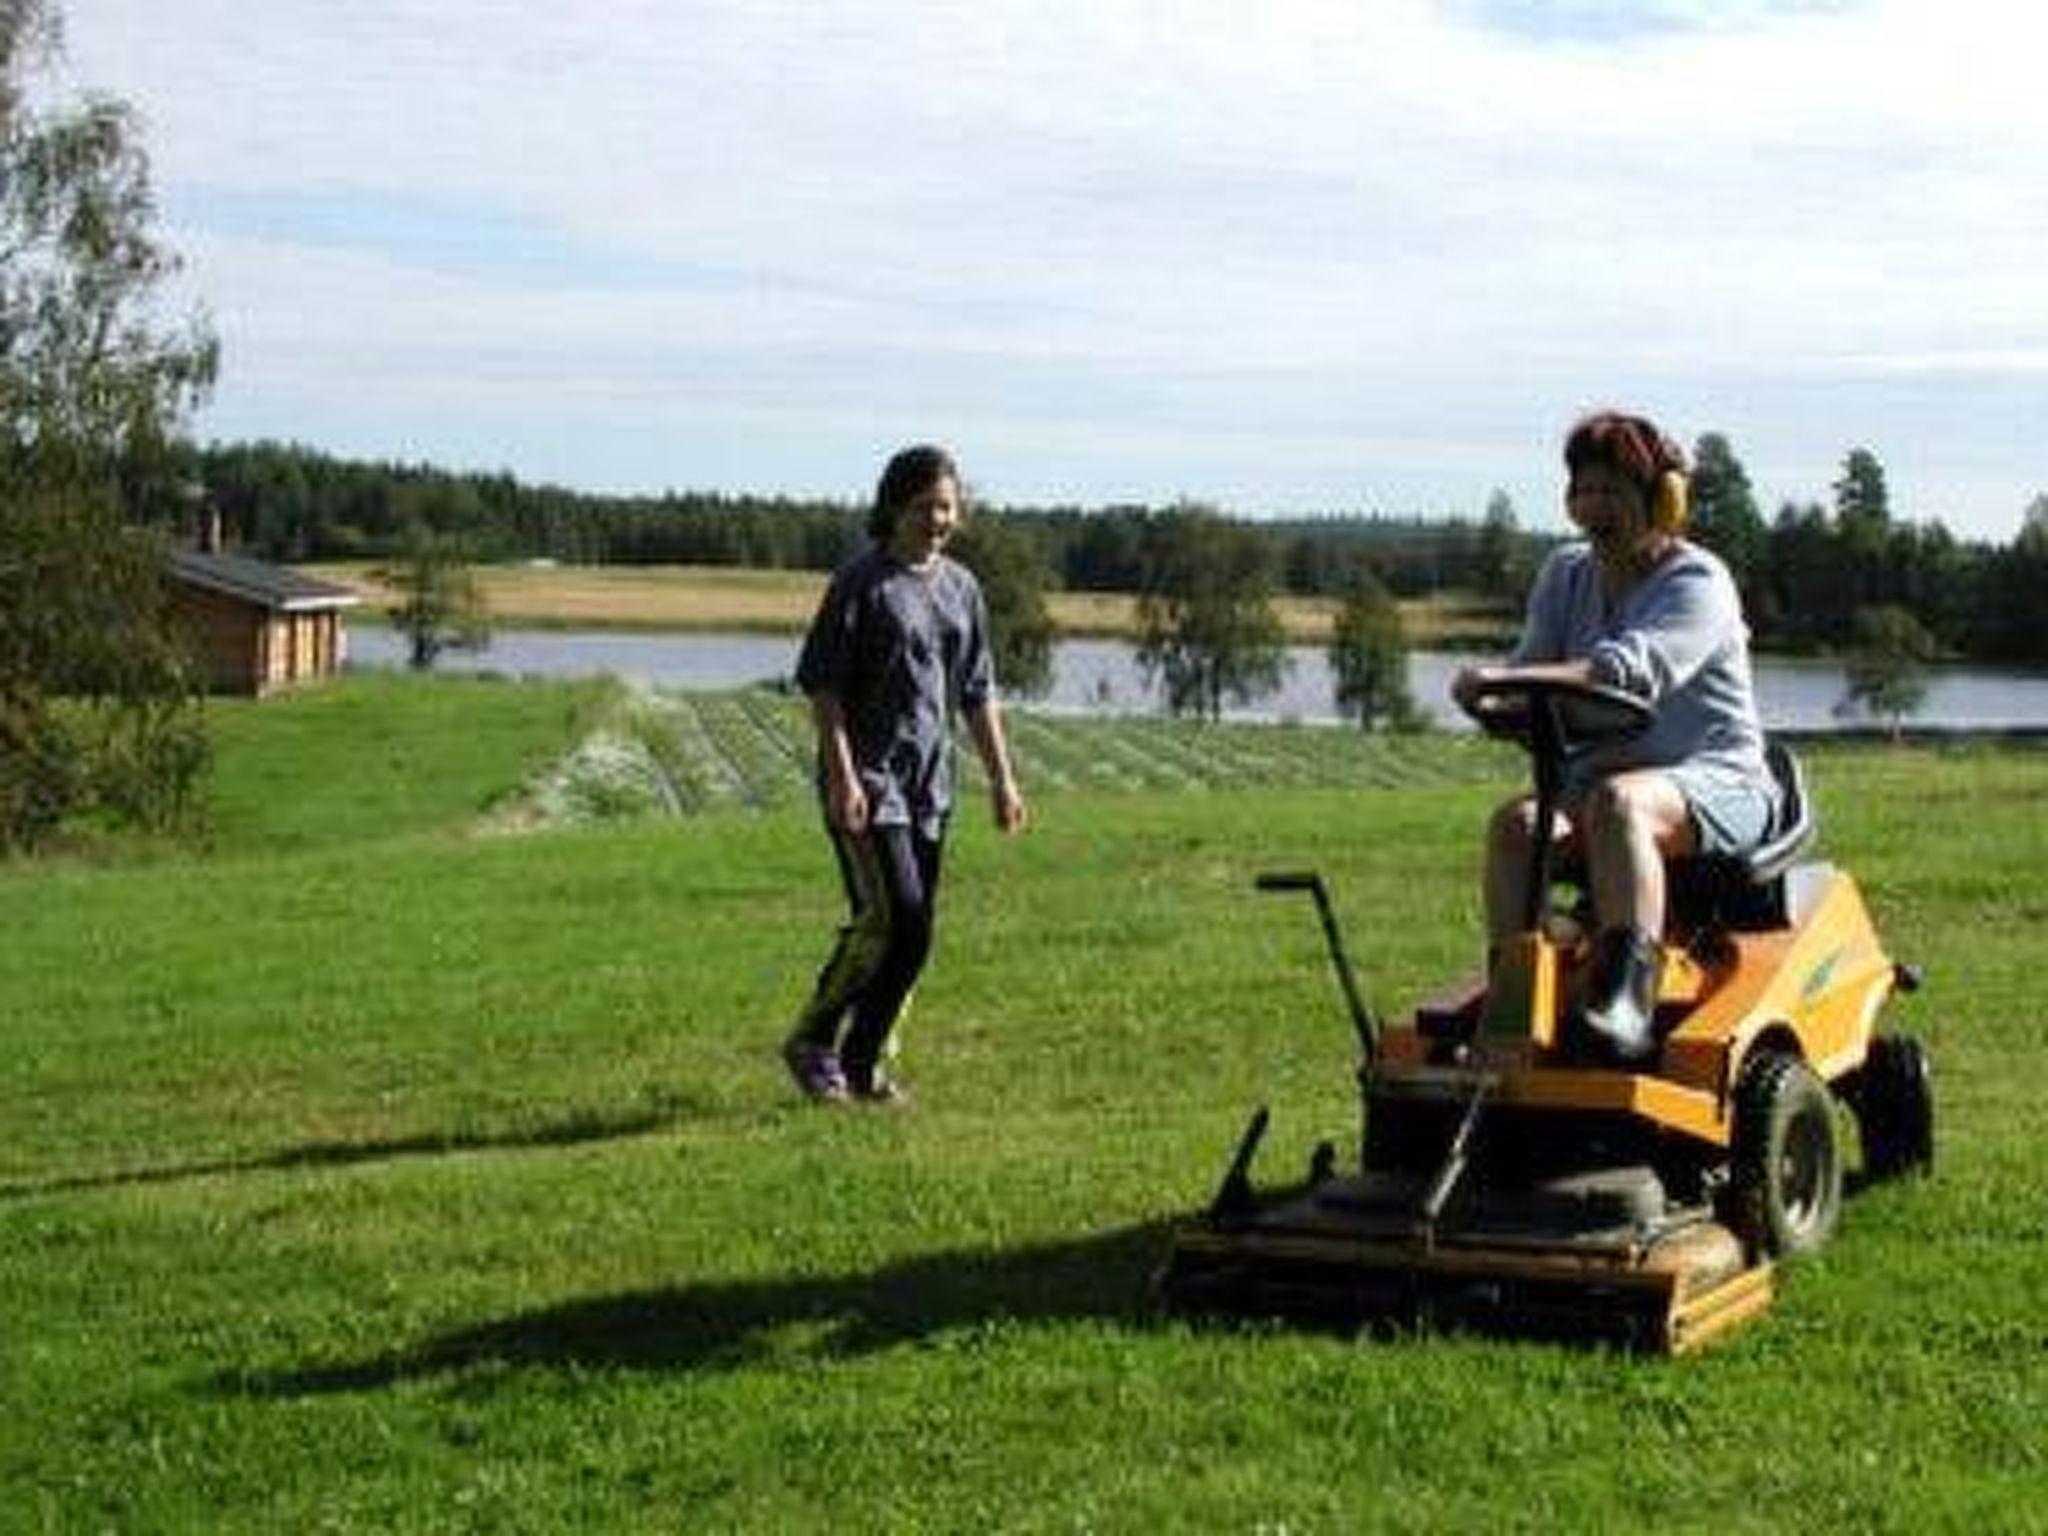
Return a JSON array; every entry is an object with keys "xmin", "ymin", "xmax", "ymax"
[{"xmin": 1158, "ymin": 676, "xmax": 1933, "ymax": 1353}]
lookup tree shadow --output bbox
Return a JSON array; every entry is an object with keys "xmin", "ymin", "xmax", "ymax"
[{"xmin": 220, "ymin": 1217, "xmax": 1182, "ymax": 1398}]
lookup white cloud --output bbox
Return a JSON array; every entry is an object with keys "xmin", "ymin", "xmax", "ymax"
[{"xmin": 51, "ymin": 0, "xmax": 2048, "ymax": 536}]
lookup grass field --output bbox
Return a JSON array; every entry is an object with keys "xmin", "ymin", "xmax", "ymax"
[
  {"xmin": 310, "ymin": 561, "xmax": 1517, "ymax": 648},
  {"xmin": 3, "ymin": 675, "xmax": 2043, "ymax": 1531}
]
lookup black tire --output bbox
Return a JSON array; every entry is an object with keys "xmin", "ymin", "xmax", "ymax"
[
  {"xmin": 1853, "ymin": 1033, "xmax": 1935, "ymax": 1181},
  {"xmin": 1724, "ymin": 1050, "xmax": 1843, "ymax": 1260}
]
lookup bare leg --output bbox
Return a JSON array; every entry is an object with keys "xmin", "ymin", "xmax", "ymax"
[
  {"xmin": 1483, "ymin": 793, "xmax": 1577, "ymax": 948},
  {"xmin": 1578, "ymin": 770, "xmax": 1697, "ymax": 937},
  {"xmin": 1576, "ymin": 769, "xmax": 1697, "ymax": 1063}
]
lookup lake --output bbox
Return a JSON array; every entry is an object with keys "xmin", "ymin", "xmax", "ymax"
[{"xmin": 345, "ymin": 626, "xmax": 2048, "ymax": 732}]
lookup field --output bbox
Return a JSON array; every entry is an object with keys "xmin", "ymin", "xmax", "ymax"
[
  {"xmin": 3, "ymin": 674, "xmax": 2043, "ymax": 1531},
  {"xmin": 309, "ymin": 561, "xmax": 1516, "ymax": 647}
]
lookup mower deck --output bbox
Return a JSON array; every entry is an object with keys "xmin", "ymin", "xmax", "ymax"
[{"xmin": 1160, "ymin": 1164, "xmax": 1773, "ymax": 1354}]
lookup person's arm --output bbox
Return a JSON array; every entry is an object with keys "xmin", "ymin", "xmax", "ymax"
[
  {"xmin": 811, "ymin": 692, "xmax": 868, "ymax": 833},
  {"xmin": 965, "ymin": 699, "xmax": 1027, "ymax": 833},
  {"xmin": 949, "ymin": 566, "xmax": 1023, "ymax": 832},
  {"xmin": 1585, "ymin": 559, "xmax": 1738, "ymax": 701}
]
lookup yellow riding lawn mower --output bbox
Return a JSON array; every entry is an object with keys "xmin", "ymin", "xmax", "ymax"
[{"xmin": 1159, "ymin": 676, "xmax": 1933, "ymax": 1353}]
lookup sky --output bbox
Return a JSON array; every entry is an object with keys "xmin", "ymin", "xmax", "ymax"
[{"xmin": 51, "ymin": 0, "xmax": 2048, "ymax": 540}]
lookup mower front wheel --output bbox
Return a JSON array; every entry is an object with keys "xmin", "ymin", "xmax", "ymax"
[{"xmin": 1725, "ymin": 1049, "xmax": 1843, "ymax": 1260}]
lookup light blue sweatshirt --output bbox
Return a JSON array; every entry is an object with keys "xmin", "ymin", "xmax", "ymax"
[{"xmin": 1511, "ymin": 539, "xmax": 1770, "ymax": 787}]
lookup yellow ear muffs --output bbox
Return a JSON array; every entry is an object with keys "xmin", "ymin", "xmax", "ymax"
[{"xmin": 1651, "ymin": 469, "xmax": 1689, "ymax": 534}]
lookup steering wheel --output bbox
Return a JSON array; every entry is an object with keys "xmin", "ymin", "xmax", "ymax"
[
  {"xmin": 1459, "ymin": 674, "xmax": 1651, "ymax": 937},
  {"xmin": 1459, "ymin": 674, "xmax": 1652, "ymax": 754}
]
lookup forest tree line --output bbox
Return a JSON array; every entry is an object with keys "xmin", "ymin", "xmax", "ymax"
[{"xmin": 186, "ymin": 437, "xmax": 2048, "ymax": 665}]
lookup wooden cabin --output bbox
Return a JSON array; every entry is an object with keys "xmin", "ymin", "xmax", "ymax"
[{"xmin": 165, "ymin": 545, "xmax": 361, "ymax": 698}]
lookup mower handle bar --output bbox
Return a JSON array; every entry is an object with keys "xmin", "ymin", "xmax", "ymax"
[{"xmin": 1256, "ymin": 870, "xmax": 1381, "ymax": 1062}]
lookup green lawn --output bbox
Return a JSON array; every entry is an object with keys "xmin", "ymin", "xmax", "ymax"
[{"xmin": 2, "ymin": 676, "xmax": 2041, "ymax": 1531}]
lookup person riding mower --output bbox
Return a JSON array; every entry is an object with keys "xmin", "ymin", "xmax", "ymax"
[{"xmin": 1158, "ymin": 675, "xmax": 1933, "ymax": 1352}]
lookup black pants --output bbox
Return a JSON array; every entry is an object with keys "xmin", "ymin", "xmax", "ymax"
[{"xmin": 792, "ymin": 822, "xmax": 944, "ymax": 1072}]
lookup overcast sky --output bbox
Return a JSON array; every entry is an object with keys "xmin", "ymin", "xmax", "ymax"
[{"xmin": 54, "ymin": 0, "xmax": 2048, "ymax": 539}]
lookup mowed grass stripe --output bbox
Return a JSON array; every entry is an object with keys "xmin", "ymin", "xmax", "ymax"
[{"xmin": 572, "ymin": 689, "xmax": 1521, "ymax": 820}]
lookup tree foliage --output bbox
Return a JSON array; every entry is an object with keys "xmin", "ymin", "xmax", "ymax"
[
  {"xmin": 1968, "ymin": 513, "xmax": 2048, "ymax": 665},
  {"xmin": 1327, "ymin": 562, "xmax": 1418, "ymax": 732},
  {"xmin": 1134, "ymin": 505, "xmax": 1286, "ymax": 720},
  {"xmin": 1687, "ymin": 432, "xmax": 1768, "ymax": 613},
  {"xmin": 1834, "ymin": 448, "xmax": 1891, "ymax": 538},
  {"xmin": 949, "ymin": 512, "xmax": 1055, "ymax": 701},
  {"xmin": 1, "ymin": 0, "xmax": 217, "ymax": 853},
  {"xmin": 183, "ymin": 437, "xmax": 2048, "ymax": 672},
  {"xmin": 1836, "ymin": 605, "xmax": 1935, "ymax": 738},
  {"xmin": 374, "ymin": 521, "xmax": 492, "ymax": 670},
  {"xmin": 1473, "ymin": 489, "xmax": 1531, "ymax": 602}
]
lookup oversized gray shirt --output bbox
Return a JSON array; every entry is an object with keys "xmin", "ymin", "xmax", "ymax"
[
  {"xmin": 795, "ymin": 545, "xmax": 995, "ymax": 837},
  {"xmin": 1512, "ymin": 540, "xmax": 1770, "ymax": 790}
]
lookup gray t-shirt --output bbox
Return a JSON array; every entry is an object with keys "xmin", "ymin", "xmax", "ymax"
[
  {"xmin": 1512, "ymin": 539, "xmax": 1769, "ymax": 788},
  {"xmin": 795, "ymin": 545, "xmax": 995, "ymax": 836}
]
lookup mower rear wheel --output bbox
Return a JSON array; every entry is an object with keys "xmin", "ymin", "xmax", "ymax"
[
  {"xmin": 1725, "ymin": 1049, "xmax": 1842, "ymax": 1260},
  {"xmin": 1852, "ymin": 1033, "xmax": 1935, "ymax": 1181}
]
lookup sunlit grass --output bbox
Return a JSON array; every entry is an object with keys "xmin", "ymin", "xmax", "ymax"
[{"xmin": 1, "ymin": 681, "xmax": 2039, "ymax": 1531}]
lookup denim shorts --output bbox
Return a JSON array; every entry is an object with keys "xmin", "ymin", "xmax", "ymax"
[{"xmin": 1665, "ymin": 761, "xmax": 1779, "ymax": 857}]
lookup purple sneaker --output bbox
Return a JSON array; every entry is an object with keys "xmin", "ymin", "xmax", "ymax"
[{"xmin": 782, "ymin": 1036, "xmax": 849, "ymax": 1103}]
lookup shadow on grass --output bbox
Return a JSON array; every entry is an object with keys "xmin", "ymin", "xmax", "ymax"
[
  {"xmin": 1, "ymin": 1099, "xmax": 701, "ymax": 1202},
  {"xmin": 222, "ymin": 1217, "xmax": 1182, "ymax": 1397}
]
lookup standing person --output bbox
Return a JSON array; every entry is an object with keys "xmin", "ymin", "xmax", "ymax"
[
  {"xmin": 1451, "ymin": 410, "xmax": 1777, "ymax": 1064},
  {"xmin": 782, "ymin": 444, "xmax": 1029, "ymax": 1104}
]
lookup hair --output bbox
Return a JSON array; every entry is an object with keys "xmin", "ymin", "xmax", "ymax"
[
  {"xmin": 1564, "ymin": 410, "xmax": 1690, "ymax": 533},
  {"xmin": 868, "ymin": 444, "xmax": 962, "ymax": 541}
]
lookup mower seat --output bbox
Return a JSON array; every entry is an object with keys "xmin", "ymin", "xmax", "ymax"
[{"xmin": 1668, "ymin": 741, "xmax": 1820, "ymax": 933}]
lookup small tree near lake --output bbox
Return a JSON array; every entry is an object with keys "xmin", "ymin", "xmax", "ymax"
[
  {"xmin": 1136, "ymin": 505, "xmax": 1286, "ymax": 721},
  {"xmin": 376, "ymin": 522, "xmax": 492, "ymax": 670},
  {"xmin": 1328, "ymin": 562, "xmax": 1420, "ymax": 732},
  {"xmin": 1836, "ymin": 604, "xmax": 1934, "ymax": 740},
  {"xmin": 950, "ymin": 512, "xmax": 1056, "ymax": 701}
]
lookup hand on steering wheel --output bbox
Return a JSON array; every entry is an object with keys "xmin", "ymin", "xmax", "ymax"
[{"xmin": 1453, "ymin": 668, "xmax": 1652, "ymax": 752}]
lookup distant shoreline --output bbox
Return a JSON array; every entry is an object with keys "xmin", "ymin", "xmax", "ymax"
[{"xmin": 306, "ymin": 561, "xmax": 1518, "ymax": 649}]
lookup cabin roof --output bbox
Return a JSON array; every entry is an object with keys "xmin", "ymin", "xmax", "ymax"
[{"xmin": 166, "ymin": 548, "xmax": 362, "ymax": 613}]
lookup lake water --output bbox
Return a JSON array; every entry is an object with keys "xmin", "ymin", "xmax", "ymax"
[{"xmin": 346, "ymin": 626, "xmax": 2048, "ymax": 732}]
